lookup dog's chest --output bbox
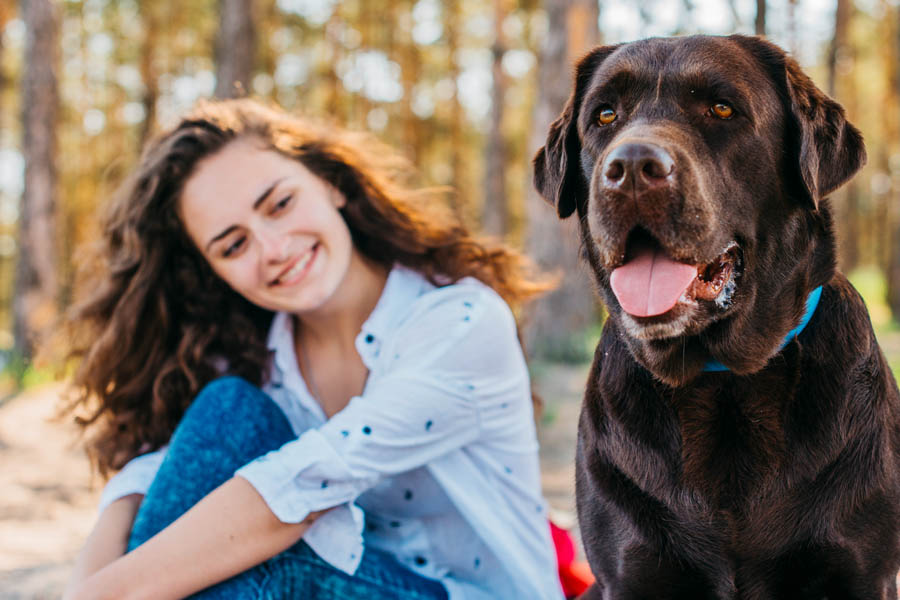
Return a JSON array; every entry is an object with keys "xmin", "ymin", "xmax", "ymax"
[{"xmin": 671, "ymin": 379, "xmax": 790, "ymax": 507}]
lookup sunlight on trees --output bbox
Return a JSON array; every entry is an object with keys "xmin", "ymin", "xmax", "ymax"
[{"xmin": 0, "ymin": 0, "xmax": 899, "ymax": 370}]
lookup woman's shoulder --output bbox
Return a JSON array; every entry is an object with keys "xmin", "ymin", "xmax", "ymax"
[
  {"xmin": 378, "ymin": 267, "xmax": 526, "ymax": 382},
  {"xmin": 396, "ymin": 267, "xmax": 516, "ymax": 335}
]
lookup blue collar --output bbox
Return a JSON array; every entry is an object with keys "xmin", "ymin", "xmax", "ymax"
[{"xmin": 703, "ymin": 285, "xmax": 823, "ymax": 372}]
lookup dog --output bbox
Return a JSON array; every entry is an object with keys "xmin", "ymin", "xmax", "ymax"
[{"xmin": 533, "ymin": 35, "xmax": 900, "ymax": 599}]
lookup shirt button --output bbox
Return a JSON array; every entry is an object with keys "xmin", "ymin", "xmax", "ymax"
[
  {"xmin": 414, "ymin": 556, "xmax": 427, "ymax": 566},
  {"xmin": 365, "ymin": 334, "xmax": 375, "ymax": 343}
]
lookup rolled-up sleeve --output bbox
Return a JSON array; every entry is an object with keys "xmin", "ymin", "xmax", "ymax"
[{"xmin": 97, "ymin": 447, "xmax": 168, "ymax": 514}]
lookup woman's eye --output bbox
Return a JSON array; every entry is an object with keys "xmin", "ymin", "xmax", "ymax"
[
  {"xmin": 710, "ymin": 102, "xmax": 735, "ymax": 119},
  {"xmin": 596, "ymin": 108, "xmax": 617, "ymax": 126},
  {"xmin": 272, "ymin": 194, "xmax": 292, "ymax": 213},
  {"xmin": 222, "ymin": 236, "xmax": 246, "ymax": 258}
]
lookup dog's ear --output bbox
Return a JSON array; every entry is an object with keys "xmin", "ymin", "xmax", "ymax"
[
  {"xmin": 533, "ymin": 45, "xmax": 619, "ymax": 219},
  {"xmin": 783, "ymin": 58, "xmax": 866, "ymax": 208},
  {"xmin": 732, "ymin": 35, "xmax": 866, "ymax": 209}
]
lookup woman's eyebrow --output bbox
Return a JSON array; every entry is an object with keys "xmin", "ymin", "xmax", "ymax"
[
  {"xmin": 206, "ymin": 225, "xmax": 238, "ymax": 251},
  {"xmin": 205, "ymin": 177, "xmax": 288, "ymax": 251},
  {"xmin": 252, "ymin": 177, "xmax": 287, "ymax": 210}
]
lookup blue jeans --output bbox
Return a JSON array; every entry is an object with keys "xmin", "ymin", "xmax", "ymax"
[{"xmin": 128, "ymin": 376, "xmax": 448, "ymax": 599}]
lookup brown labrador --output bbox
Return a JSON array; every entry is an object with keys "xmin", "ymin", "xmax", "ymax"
[{"xmin": 533, "ymin": 35, "xmax": 900, "ymax": 600}]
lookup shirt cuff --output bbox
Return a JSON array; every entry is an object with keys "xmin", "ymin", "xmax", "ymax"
[
  {"xmin": 302, "ymin": 503, "xmax": 365, "ymax": 575},
  {"xmin": 235, "ymin": 429, "xmax": 377, "ymax": 521},
  {"xmin": 97, "ymin": 447, "xmax": 168, "ymax": 514}
]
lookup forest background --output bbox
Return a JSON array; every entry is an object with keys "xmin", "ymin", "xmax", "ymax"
[
  {"xmin": 1, "ymin": 0, "xmax": 900, "ymax": 596},
  {"xmin": 2, "ymin": 0, "xmax": 900, "ymax": 383}
]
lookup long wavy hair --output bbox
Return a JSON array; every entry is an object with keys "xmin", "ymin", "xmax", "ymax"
[{"xmin": 64, "ymin": 98, "xmax": 546, "ymax": 477}]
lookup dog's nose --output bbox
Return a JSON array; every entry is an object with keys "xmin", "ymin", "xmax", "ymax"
[{"xmin": 603, "ymin": 143, "xmax": 675, "ymax": 191}]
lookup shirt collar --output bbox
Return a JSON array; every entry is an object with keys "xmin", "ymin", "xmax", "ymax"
[
  {"xmin": 266, "ymin": 264, "xmax": 432, "ymax": 366},
  {"xmin": 358, "ymin": 265, "xmax": 433, "ymax": 345},
  {"xmin": 266, "ymin": 310, "xmax": 293, "ymax": 352}
]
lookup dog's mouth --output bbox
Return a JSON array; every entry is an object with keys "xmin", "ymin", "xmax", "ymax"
[{"xmin": 610, "ymin": 229, "xmax": 741, "ymax": 318}]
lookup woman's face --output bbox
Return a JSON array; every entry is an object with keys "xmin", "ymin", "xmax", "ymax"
[{"xmin": 179, "ymin": 137, "xmax": 355, "ymax": 315}]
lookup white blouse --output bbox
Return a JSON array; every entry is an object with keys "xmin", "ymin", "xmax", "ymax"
[{"xmin": 99, "ymin": 266, "xmax": 563, "ymax": 600}]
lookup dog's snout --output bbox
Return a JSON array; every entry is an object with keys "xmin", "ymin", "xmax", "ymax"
[{"xmin": 603, "ymin": 143, "xmax": 675, "ymax": 191}]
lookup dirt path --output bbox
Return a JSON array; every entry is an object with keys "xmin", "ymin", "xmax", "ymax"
[
  {"xmin": 0, "ymin": 367, "xmax": 590, "ymax": 599},
  {"xmin": 0, "ymin": 384, "xmax": 101, "ymax": 599}
]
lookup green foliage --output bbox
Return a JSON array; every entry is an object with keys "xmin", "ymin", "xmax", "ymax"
[
  {"xmin": 850, "ymin": 266, "xmax": 900, "ymax": 380},
  {"xmin": 849, "ymin": 266, "xmax": 894, "ymax": 330},
  {"xmin": 0, "ymin": 350, "xmax": 59, "ymax": 403}
]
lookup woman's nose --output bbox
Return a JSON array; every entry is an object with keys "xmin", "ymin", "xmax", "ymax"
[{"xmin": 258, "ymin": 229, "xmax": 290, "ymax": 264}]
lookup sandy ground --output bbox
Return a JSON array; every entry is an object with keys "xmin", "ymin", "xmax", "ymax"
[
  {"xmin": 0, "ymin": 384, "xmax": 103, "ymax": 599},
  {"xmin": 0, "ymin": 364, "xmax": 589, "ymax": 599},
  {"xmin": 2, "ymin": 356, "xmax": 899, "ymax": 599}
]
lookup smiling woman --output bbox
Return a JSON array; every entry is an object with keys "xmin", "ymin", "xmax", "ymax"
[{"xmin": 60, "ymin": 99, "xmax": 561, "ymax": 600}]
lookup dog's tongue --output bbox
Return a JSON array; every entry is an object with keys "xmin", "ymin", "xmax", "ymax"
[{"xmin": 610, "ymin": 245, "xmax": 698, "ymax": 317}]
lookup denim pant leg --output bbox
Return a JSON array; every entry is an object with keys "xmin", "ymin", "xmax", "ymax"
[{"xmin": 127, "ymin": 376, "xmax": 447, "ymax": 600}]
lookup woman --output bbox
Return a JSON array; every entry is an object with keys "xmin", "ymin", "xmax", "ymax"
[{"xmin": 63, "ymin": 99, "xmax": 563, "ymax": 599}]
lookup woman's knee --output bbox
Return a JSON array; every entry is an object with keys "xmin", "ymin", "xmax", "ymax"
[{"xmin": 173, "ymin": 376, "xmax": 294, "ymax": 458}]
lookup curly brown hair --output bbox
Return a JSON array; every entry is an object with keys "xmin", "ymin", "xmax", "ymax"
[{"xmin": 64, "ymin": 98, "xmax": 547, "ymax": 477}]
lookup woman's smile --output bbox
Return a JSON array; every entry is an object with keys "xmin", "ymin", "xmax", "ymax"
[{"xmin": 269, "ymin": 242, "xmax": 320, "ymax": 287}]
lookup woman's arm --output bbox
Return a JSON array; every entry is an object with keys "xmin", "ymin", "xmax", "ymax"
[
  {"xmin": 67, "ymin": 477, "xmax": 326, "ymax": 600},
  {"xmin": 64, "ymin": 494, "xmax": 143, "ymax": 597}
]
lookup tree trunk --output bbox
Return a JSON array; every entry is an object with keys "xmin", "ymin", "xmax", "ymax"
[
  {"xmin": 827, "ymin": 0, "xmax": 852, "ymax": 98},
  {"xmin": 827, "ymin": 0, "xmax": 859, "ymax": 273},
  {"xmin": 14, "ymin": 0, "xmax": 60, "ymax": 361},
  {"xmin": 446, "ymin": 0, "xmax": 467, "ymax": 224},
  {"xmin": 755, "ymin": 0, "xmax": 766, "ymax": 36},
  {"xmin": 482, "ymin": 0, "xmax": 509, "ymax": 237},
  {"xmin": 138, "ymin": 0, "xmax": 160, "ymax": 143},
  {"xmin": 398, "ymin": 2, "xmax": 422, "ymax": 164},
  {"xmin": 886, "ymin": 2, "xmax": 900, "ymax": 318},
  {"xmin": 214, "ymin": 0, "xmax": 256, "ymax": 98},
  {"xmin": 787, "ymin": 0, "xmax": 798, "ymax": 55},
  {"xmin": 0, "ymin": 2, "xmax": 11, "ymax": 138},
  {"xmin": 523, "ymin": 0, "xmax": 599, "ymax": 362}
]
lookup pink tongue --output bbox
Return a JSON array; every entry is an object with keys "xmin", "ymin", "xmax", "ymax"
[{"xmin": 610, "ymin": 245, "xmax": 698, "ymax": 317}]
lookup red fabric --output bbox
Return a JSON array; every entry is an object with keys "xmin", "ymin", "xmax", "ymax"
[{"xmin": 550, "ymin": 520, "xmax": 595, "ymax": 598}]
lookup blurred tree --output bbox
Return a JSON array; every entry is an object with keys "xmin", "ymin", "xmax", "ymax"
[
  {"xmin": 524, "ymin": 0, "xmax": 598, "ymax": 361},
  {"xmin": 829, "ymin": 0, "xmax": 860, "ymax": 272},
  {"xmin": 787, "ymin": 0, "xmax": 798, "ymax": 54},
  {"xmin": 214, "ymin": 0, "xmax": 255, "ymax": 98},
  {"xmin": 723, "ymin": 0, "xmax": 741, "ymax": 32},
  {"xmin": 873, "ymin": 0, "xmax": 897, "ymax": 274},
  {"xmin": 756, "ymin": 0, "xmax": 766, "ymax": 36},
  {"xmin": 14, "ymin": 0, "xmax": 59, "ymax": 362},
  {"xmin": 828, "ymin": 0, "xmax": 852, "ymax": 98},
  {"xmin": 0, "ymin": 3, "xmax": 11, "ymax": 138},
  {"xmin": 446, "ymin": 0, "xmax": 467, "ymax": 223},
  {"xmin": 397, "ymin": 1, "xmax": 423, "ymax": 165},
  {"xmin": 138, "ymin": 0, "xmax": 160, "ymax": 143},
  {"xmin": 483, "ymin": 0, "xmax": 510, "ymax": 237},
  {"xmin": 887, "ymin": 1, "xmax": 900, "ymax": 317}
]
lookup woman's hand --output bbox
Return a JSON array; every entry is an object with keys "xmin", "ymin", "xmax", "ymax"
[
  {"xmin": 63, "ymin": 494, "xmax": 143, "ymax": 600},
  {"xmin": 64, "ymin": 477, "xmax": 325, "ymax": 600}
]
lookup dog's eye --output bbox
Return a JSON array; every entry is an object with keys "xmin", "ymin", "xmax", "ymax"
[
  {"xmin": 711, "ymin": 102, "xmax": 734, "ymax": 119},
  {"xmin": 596, "ymin": 108, "xmax": 617, "ymax": 126}
]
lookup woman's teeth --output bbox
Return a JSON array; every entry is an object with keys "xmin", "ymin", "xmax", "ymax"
[{"xmin": 276, "ymin": 249, "xmax": 314, "ymax": 284}]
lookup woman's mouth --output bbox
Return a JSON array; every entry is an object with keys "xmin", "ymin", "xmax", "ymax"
[{"xmin": 270, "ymin": 243, "xmax": 319, "ymax": 287}]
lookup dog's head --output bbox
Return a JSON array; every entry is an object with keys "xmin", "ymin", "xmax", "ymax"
[{"xmin": 534, "ymin": 35, "xmax": 865, "ymax": 385}]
